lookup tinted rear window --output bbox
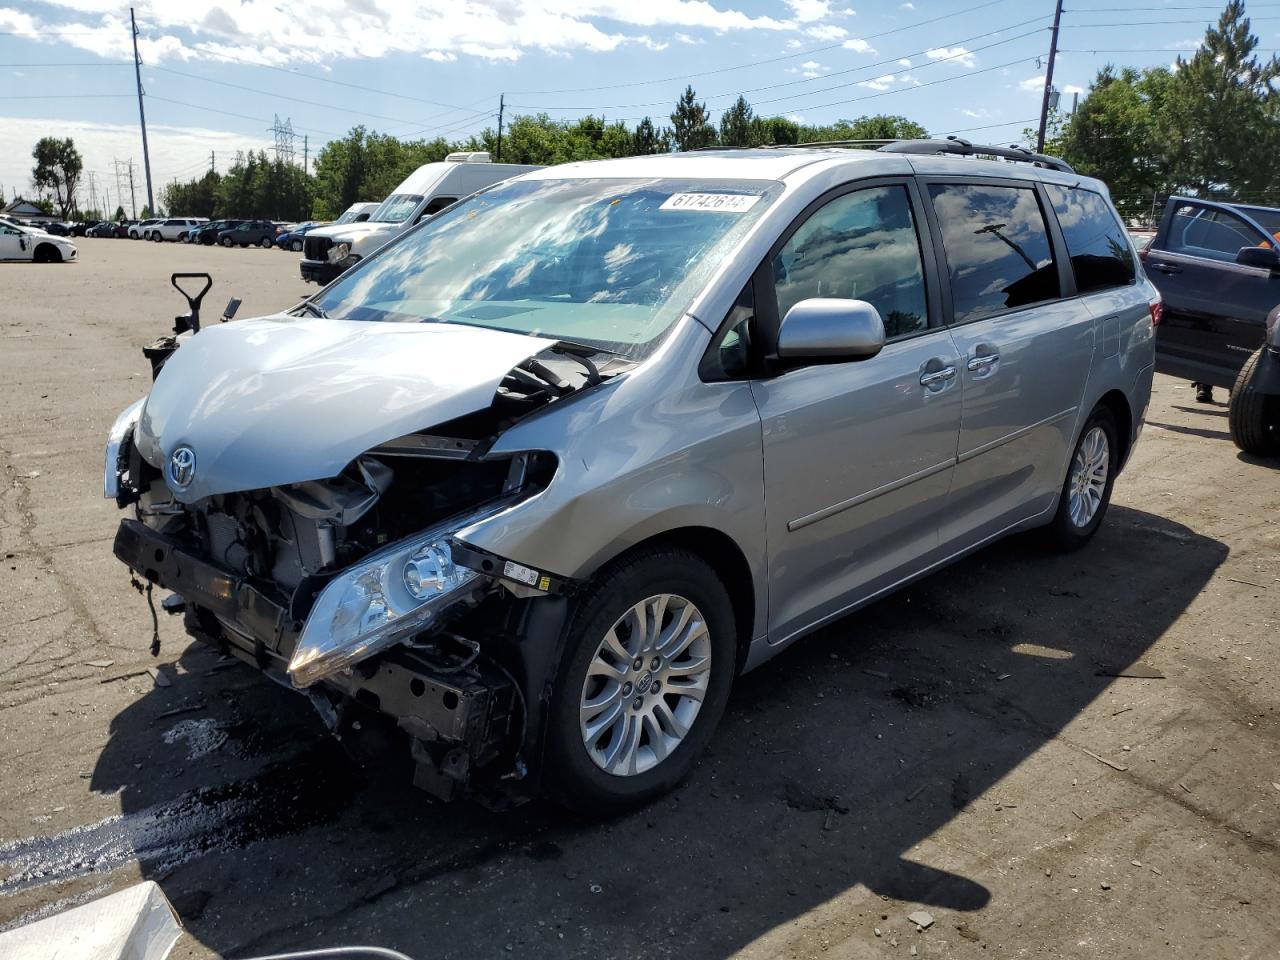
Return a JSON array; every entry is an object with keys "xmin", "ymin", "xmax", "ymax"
[
  {"xmin": 929, "ymin": 183, "xmax": 1060, "ymax": 323},
  {"xmin": 1046, "ymin": 186, "xmax": 1135, "ymax": 293}
]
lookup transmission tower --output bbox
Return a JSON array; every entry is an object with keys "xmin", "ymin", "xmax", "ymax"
[{"xmin": 271, "ymin": 115, "xmax": 296, "ymax": 165}]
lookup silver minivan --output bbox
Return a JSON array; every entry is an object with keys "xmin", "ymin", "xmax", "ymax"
[{"xmin": 105, "ymin": 142, "xmax": 1157, "ymax": 809}]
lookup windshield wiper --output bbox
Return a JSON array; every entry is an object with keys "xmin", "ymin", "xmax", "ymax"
[{"xmin": 294, "ymin": 301, "xmax": 328, "ymax": 319}]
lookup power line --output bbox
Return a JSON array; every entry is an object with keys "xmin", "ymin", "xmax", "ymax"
[
  {"xmin": 940, "ymin": 116, "xmax": 1040, "ymax": 135},
  {"xmin": 514, "ymin": 0, "xmax": 1020, "ymax": 95},
  {"xmin": 0, "ymin": 61, "xmax": 132, "ymax": 66},
  {"xmin": 145, "ymin": 95, "xmax": 341, "ymax": 138},
  {"xmin": 0, "ymin": 93, "xmax": 132, "ymax": 99}
]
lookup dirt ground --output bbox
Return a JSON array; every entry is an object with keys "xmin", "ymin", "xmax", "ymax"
[{"xmin": 1, "ymin": 239, "xmax": 1277, "ymax": 959}]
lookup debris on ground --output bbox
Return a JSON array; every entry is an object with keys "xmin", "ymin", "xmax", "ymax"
[
  {"xmin": 783, "ymin": 780, "xmax": 850, "ymax": 814},
  {"xmin": 908, "ymin": 910, "xmax": 934, "ymax": 930},
  {"xmin": 1082, "ymin": 748, "xmax": 1129, "ymax": 772},
  {"xmin": 84, "ymin": 659, "xmax": 115, "ymax": 668},
  {"xmin": 146, "ymin": 667, "xmax": 172, "ymax": 689},
  {"xmin": 905, "ymin": 783, "xmax": 928, "ymax": 802},
  {"xmin": 1098, "ymin": 663, "xmax": 1165, "ymax": 679},
  {"xmin": 161, "ymin": 718, "xmax": 227, "ymax": 759}
]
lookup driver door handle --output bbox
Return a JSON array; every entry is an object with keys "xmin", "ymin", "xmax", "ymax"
[{"xmin": 919, "ymin": 365, "xmax": 957, "ymax": 386}]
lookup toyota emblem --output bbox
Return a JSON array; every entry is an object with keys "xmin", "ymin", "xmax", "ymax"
[{"xmin": 168, "ymin": 445, "xmax": 197, "ymax": 489}]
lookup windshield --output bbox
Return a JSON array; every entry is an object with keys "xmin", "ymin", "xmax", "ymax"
[
  {"xmin": 371, "ymin": 193, "xmax": 425, "ymax": 223},
  {"xmin": 334, "ymin": 208, "xmax": 364, "ymax": 225},
  {"xmin": 314, "ymin": 176, "xmax": 779, "ymax": 360}
]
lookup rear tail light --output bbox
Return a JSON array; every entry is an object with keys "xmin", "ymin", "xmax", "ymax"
[{"xmin": 1149, "ymin": 300, "xmax": 1163, "ymax": 327}]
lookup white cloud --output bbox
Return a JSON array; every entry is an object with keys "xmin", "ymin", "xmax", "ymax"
[
  {"xmin": 423, "ymin": 50, "xmax": 456, "ymax": 62},
  {"xmin": 0, "ymin": 115, "xmax": 273, "ymax": 214},
  {"xmin": 901, "ymin": 2, "xmax": 915, "ymax": 9},
  {"xmin": 926, "ymin": 46, "xmax": 976, "ymax": 68},
  {"xmin": 1062, "ymin": 83, "xmax": 1085, "ymax": 95},
  {"xmin": 897, "ymin": 57, "xmax": 911, "ymax": 66},
  {"xmin": 786, "ymin": 38, "xmax": 804, "ymax": 49},
  {"xmin": 855, "ymin": 67, "xmax": 920, "ymax": 91},
  {"xmin": 791, "ymin": 58, "xmax": 832, "ymax": 78},
  {"xmin": 1019, "ymin": 74, "xmax": 1045, "ymax": 92},
  {"xmin": 785, "ymin": 0, "xmax": 831, "ymax": 22},
  {"xmin": 806, "ymin": 24, "xmax": 847, "ymax": 40},
  {"xmin": 961, "ymin": 108, "xmax": 990, "ymax": 119},
  {"xmin": 674, "ymin": 31, "xmax": 703, "ymax": 44},
  {"xmin": 842, "ymin": 37, "xmax": 876, "ymax": 54},
  {"xmin": 11, "ymin": 1, "xmax": 801, "ymax": 65}
]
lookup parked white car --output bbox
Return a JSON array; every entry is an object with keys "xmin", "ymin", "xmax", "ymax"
[
  {"xmin": 300, "ymin": 153, "xmax": 540, "ymax": 283},
  {"xmin": 150, "ymin": 217, "xmax": 208, "ymax": 242},
  {"xmin": 129, "ymin": 218, "xmax": 161, "ymax": 239},
  {"xmin": 0, "ymin": 220, "xmax": 77, "ymax": 262}
]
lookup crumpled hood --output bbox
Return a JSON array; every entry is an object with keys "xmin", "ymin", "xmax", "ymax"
[{"xmin": 134, "ymin": 316, "xmax": 554, "ymax": 503}]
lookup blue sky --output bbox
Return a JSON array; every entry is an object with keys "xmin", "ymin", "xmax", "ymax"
[{"xmin": 1, "ymin": 0, "xmax": 1274, "ymax": 213}]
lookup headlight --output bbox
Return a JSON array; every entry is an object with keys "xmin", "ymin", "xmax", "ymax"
[
  {"xmin": 327, "ymin": 242, "xmax": 351, "ymax": 264},
  {"xmin": 288, "ymin": 522, "xmax": 485, "ymax": 688},
  {"xmin": 104, "ymin": 398, "xmax": 145, "ymax": 499}
]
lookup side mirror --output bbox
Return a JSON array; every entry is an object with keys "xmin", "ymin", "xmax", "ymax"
[
  {"xmin": 1236, "ymin": 245, "xmax": 1280, "ymax": 271},
  {"xmin": 776, "ymin": 298, "xmax": 887, "ymax": 362}
]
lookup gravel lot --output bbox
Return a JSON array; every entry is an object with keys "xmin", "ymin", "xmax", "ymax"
[{"xmin": 1, "ymin": 239, "xmax": 1278, "ymax": 959}]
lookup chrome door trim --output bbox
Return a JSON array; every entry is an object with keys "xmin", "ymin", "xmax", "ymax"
[
  {"xmin": 787, "ymin": 457, "xmax": 955, "ymax": 532},
  {"xmin": 956, "ymin": 406, "xmax": 1077, "ymax": 464},
  {"xmin": 1148, "ymin": 248, "xmax": 1274, "ymax": 280}
]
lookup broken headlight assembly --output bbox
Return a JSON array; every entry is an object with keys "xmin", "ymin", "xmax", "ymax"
[
  {"xmin": 288, "ymin": 517, "xmax": 488, "ymax": 688},
  {"xmin": 104, "ymin": 397, "xmax": 145, "ymax": 500}
]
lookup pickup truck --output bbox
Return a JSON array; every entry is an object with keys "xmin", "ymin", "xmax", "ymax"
[
  {"xmin": 1144, "ymin": 196, "xmax": 1280, "ymax": 454},
  {"xmin": 300, "ymin": 154, "xmax": 540, "ymax": 284}
]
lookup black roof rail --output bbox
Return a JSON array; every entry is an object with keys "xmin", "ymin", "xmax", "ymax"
[{"xmin": 877, "ymin": 136, "xmax": 1075, "ymax": 174}]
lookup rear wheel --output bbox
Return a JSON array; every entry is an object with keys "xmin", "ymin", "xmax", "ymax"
[
  {"xmin": 259, "ymin": 236, "xmax": 272, "ymax": 248},
  {"xmin": 1045, "ymin": 405, "xmax": 1118, "ymax": 550},
  {"xmin": 291, "ymin": 240, "xmax": 303, "ymax": 252},
  {"xmin": 152, "ymin": 231, "xmax": 162, "ymax": 242},
  {"xmin": 1228, "ymin": 348, "xmax": 1280, "ymax": 456},
  {"xmin": 220, "ymin": 236, "xmax": 233, "ymax": 247},
  {"xmin": 544, "ymin": 548, "xmax": 736, "ymax": 813}
]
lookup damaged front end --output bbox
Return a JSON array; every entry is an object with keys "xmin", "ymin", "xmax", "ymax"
[{"xmin": 106, "ymin": 295, "xmax": 622, "ymax": 803}]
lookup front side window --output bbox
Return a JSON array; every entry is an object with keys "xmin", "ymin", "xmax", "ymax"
[
  {"xmin": 315, "ymin": 177, "xmax": 779, "ymax": 361},
  {"xmin": 1046, "ymin": 185, "xmax": 1135, "ymax": 293},
  {"xmin": 929, "ymin": 183, "xmax": 1060, "ymax": 323},
  {"xmin": 1166, "ymin": 204, "xmax": 1267, "ymax": 262},
  {"xmin": 771, "ymin": 185, "xmax": 929, "ymax": 340}
]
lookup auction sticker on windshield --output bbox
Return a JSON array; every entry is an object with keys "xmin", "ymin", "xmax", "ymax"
[{"xmin": 659, "ymin": 193, "xmax": 761, "ymax": 213}]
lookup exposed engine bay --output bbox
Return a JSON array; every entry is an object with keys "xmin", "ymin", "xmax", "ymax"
[{"xmin": 108, "ymin": 275, "xmax": 628, "ymax": 803}]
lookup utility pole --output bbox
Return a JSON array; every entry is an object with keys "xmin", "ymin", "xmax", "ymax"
[
  {"xmin": 86, "ymin": 171, "xmax": 97, "ymax": 217},
  {"xmin": 1036, "ymin": 0, "xmax": 1064, "ymax": 153},
  {"xmin": 128, "ymin": 160, "xmax": 137, "ymax": 219},
  {"xmin": 303, "ymin": 135, "xmax": 308, "ymax": 175},
  {"xmin": 496, "ymin": 93, "xmax": 504, "ymax": 162},
  {"xmin": 130, "ymin": 8, "xmax": 155, "ymax": 214},
  {"xmin": 210, "ymin": 150, "xmax": 216, "ymax": 173}
]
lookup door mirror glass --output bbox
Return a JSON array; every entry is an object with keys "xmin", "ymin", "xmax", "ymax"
[
  {"xmin": 1235, "ymin": 244, "xmax": 1280, "ymax": 271},
  {"xmin": 776, "ymin": 298, "xmax": 886, "ymax": 361}
]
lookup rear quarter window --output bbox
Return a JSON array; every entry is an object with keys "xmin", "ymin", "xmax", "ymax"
[{"xmin": 1045, "ymin": 185, "xmax": 1135, "ymax": 293}]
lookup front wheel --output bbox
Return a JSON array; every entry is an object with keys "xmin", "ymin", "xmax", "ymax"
[
  {"xmin": 291, "ymin": 240, "xmax": 303, "ymax": 252},
  {"xmin": 220, "ymin": 236, "xmax": 233, "ymax": 247},
  {"xmin": 260, "ymin": 236, "xmax": 272, "ymax": 248},
  {"xmin": 544, "ymin": 548, "xmax": 736, "ymax": 813},
  {"xmin": 1045, "ymin": 405, "xmax": 1119, "ymax": 550},
  {"xmin": 1228, "ymin": 348, "xmax": 1280, "ymax": 456},
  {"xmin": 152, "ymin": 232, "xmax": 163, "ymax": 242}
]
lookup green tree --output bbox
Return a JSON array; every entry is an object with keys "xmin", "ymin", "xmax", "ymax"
[
  {"xmin": 1164, "ymin": 0, "xmax": 1280, "ymax": 197},
  {"xmin": 631, "ymin": 116, "xmax": 669, "ymax": 154},
  {"xmin": 31, "ymin": 137, "xmax": 83, "ymax": 220},
  {"xmin": 719, "ymin": 95, "xmax": 758, "ymax": 147},
  {"xmin": 670, "ymin": 86, "xmax": 717, "ymax": 151},
  {"xmin": 114, "ymin": 204, "xmax": 126, "ymax": 221}
]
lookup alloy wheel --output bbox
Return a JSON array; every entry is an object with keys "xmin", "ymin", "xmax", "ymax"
[
  {"xmin": 579, "ymin": 593, "xmax": 712, "ymax": 777},
  {"xmin": 1068, "ymin": 426, "xmax": 1109, "ymax": 528}
]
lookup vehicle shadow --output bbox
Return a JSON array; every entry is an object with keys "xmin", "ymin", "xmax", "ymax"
[
  {"xmin": 1145, "ymin": 419, "xmax": 1234, "ymax": 442},
  {"xmin": 65, "ymin": 505, "xmax": 1223, "ymax": 958}
]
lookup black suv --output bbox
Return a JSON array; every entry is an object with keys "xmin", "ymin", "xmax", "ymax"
[
  {"xmin": 216, "ymin": 219, "xmax": 278, "ymax": 248},
  {"xmin": 1145, "ymin": 196, "xmax": 1280, "ymax": 454}
]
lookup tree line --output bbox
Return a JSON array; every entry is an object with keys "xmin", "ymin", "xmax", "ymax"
[{"xmin": 1055, "ymin": 0, "xmax": 1279, "ymax": 222}]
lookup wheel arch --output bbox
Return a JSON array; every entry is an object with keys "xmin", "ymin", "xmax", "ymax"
[
  {"xmin": 580, "ymin": 525, "xmax": 757, "ymax": 673},
  {"xmin": 1094, "ymin": 388, "xmax": 1134, "ymax": 471},
  {"xmin": 33, "ymin": 242, "xmax": 61, "ymax": 263}
]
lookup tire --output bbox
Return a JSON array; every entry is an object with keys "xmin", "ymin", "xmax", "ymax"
[
  {"xmin": 152, "ymin": 232, "xmax": 162, "ymax": 242},
  {"xmin": 260, "ymin": 236, "xmax": 272, "ymax": 248},
  {"xmin": 1228, "ymin": 348, "xmax": 1280, "ymax": 456},
  {"xmin": 1045, "ymin": 405, "xmax": 1119, "ymax": 550},
  {"xmin": 291, "ymin": 240, "xmax": 303, "ymax": 252},
  {"xmin": 543, "ymin": 548, "xmax": 736, "ymax": 813},
  {"xmin": 33, "ymin": 244, "xmax": 62, "ymax": 263},
  {"xmin": 220, "ymin": 236, "xmax": 233, "ymax": 247}
]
